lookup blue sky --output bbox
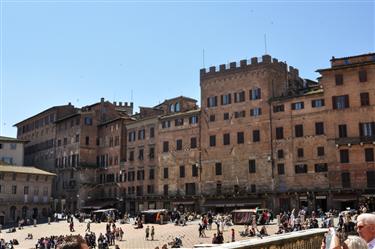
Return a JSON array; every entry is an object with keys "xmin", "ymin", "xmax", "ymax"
[{"xmin": 0, "ymin": 0, "xmax": 374, "ymax": 137}]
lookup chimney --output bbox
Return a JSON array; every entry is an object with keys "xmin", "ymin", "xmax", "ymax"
[
  {"xmin": 119, "ymin": 102, "xmax": 122, "ymax": 106},
  {"xmin": 101, "ymin": 97, "xmax": 105, "ymax": 103},
  {"xmin": 113, "ymin": 101, "xmax": 117, "ymax": 106}
]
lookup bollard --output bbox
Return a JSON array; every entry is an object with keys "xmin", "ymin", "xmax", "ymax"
[
  {"xmin": 48, "ymin": 217, "xmax": 51, "ymax": 225},
  {"xmin": 33, "ymin": 219, "xmax": 37, "ymax": 227}
]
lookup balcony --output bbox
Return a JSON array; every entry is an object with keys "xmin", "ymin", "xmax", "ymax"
[{"xmin": 335, "ymin": 136, "xmax": 375, "ymax": 146}]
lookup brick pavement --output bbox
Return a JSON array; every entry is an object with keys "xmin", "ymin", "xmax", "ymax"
[{"xmin": 0, "ymin": 219, "xmax": 279, "ymax": 249}]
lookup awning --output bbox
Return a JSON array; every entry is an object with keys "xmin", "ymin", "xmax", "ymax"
[
  {"xmin": 202, "ymin": 199, "xmax": 262, "ymax": 207},
  {"xmin": 332, "ymin": 194, "xmax": 357, "ymax": 202},
  {"xmin": 81, "ymin": 200, "xmax": 119, "ymax": 210}
]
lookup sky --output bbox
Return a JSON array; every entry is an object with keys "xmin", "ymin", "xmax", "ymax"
[{"xmin": 0, "ymin": 0, "xmax": 374, "ymax": 137}]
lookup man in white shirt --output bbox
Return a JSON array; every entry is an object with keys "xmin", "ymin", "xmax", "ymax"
[{"xmin": 356, "ymin": 213, "xmax": 375, "ymax": 249}]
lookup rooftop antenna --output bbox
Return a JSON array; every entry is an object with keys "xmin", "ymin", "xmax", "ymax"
[
  {"xmin": 202, "ymin": 49, "xmax": 205, "ymax": 68},
  {"xmin": 264, "ymin": 33, "xmax": 268, "ymax": 55}
]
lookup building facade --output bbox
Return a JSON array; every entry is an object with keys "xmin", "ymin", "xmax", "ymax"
[
  {"xmin": 0, "ymin": 136, "xmax": 27, "ymax": 166},
  {"xmin": 0, "ymin": 165, "xmax": 55, "ymax": 225},
  {"xmin": 15, "ymin": 53, "xmax": 375, "ymax": 213}
]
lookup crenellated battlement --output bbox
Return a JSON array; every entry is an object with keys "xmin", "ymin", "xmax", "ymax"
[{"xmin": 200, "ymin": 54, "xmax": 300, "ymax": 79}]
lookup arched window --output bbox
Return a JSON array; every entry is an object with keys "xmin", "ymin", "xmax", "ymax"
[{"xmin": 10, "ymin": 206, "xmax": 17, "ymax": 221}]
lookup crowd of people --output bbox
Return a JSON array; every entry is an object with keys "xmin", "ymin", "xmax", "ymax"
[{"xmin": 0, "ymin": 205, "xmax": 374, "ymax": 249}]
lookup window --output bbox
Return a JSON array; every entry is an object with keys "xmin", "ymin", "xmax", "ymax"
[
  {"xmin": 149, "ymin": 147, "xmax": 155, "ymax": 159},
  {"xmin": 342, "ymin": 172, "xmax": 351, "ymax": 188},
  {"xmin": 315, "ymin": 163, "xmax": 328, "ymax": 172},
  {"xmin": 0, "ymin": 144, "xmax": 2, "ymax": 149},
  {"xmin": 149, "ymin": 169, "xmax": 155, "ymax": 180},
  {"xmin": 185, "ymin": 183, "xmax": 196, "ymax": 195},
  {"xmin": 216, "ymin": 183, "xmax": 222, "ymax": 195},
  {"xmin": 248, "ymin": 160, "xmax": 256, "ymax": 173},
  {"xmin": 192, "ymin": 164, "xmax": 198, "ymax": 177},
  {"xmin": 138, "ymin": 129, "xmax": 145, "ymax": 140},
  {"xmin": 64, "ymin": 137, "xmax": 68, "ymax": 145},
  {"xmin": 360, "ymin": 92, "xmax": 370, "ymax": 106},
  {"xmin": 317, "ymin": 146, "xmax": 325, "ymax": 156},
  {"xmin": 273, "ymin": 105, "xmax": 284, "ymax": 113},
  {"xmin": 163, "ymin": 141, "xmax": 169, "ymax": 153},
  {"xmin": 190, "ymin": 137, "xmax": 197, "ymax": 149},
  {"xmin": 339, "ymin": 124, "xmax": 347, "ymax": 138},
  {"xmin": 237, "ymin": 132, "xmax": 244, "ymax": 144},
  {"xmin": 215, "ymin": 162, "xmax": 222, "ymax": 175},
  {"xmin": 250, "ymin": 88, "xmax": 261, "ymax": 100},
  {"xmin": 234, "ymin": 91, "xmax": 245, "ymax": 103},
  {"xmin": 291, "ymin": 102, "xmax": 304, "ymax": 110},
  {"xmin": 84, "ymin": 117, "xmax": 93, "ymax": 125},
  {"xmin": 189, "ymin": 116, "xmax": 198, "ymax": 124},
  {"xmin": 234, "ymin": 111, "xmax": 246, "ymax": 118},
  {"xmin": 129, "ymin": 151, "xmax": 134, "ymax": 161},
  {"xmin": 359, "ymin": 122, "xmax": 375, "ymax": 137},
  {"xmin": 315, "ymin": 122, "xmax": 324, "ymax": 135},
  {"xmin": 163, "ymin": 168, "xmax": 169, "ymax": 179},
  {"xmin": 365, "ymin": 148, "xmax": 374, "ymax": 162},
  {"xmin": 137, "ymin": 170, "xmax": 145, "ymax": 180},
  {"xmin": 75, "ymin": 134, "xmax": 80, "ymax": 143},
  {"xmin": 12, "ymin": 173, "xmax": 16, "ymax": 180},
  {"xmin": 295, "ymin": 164, "xmax": 307, "ymax": 174},
  {"xmin": 277, "ymin": 149, "xmax": 284, "ymax": 159},
  {"xmin": 312, "ymin": 99, "xmax": 325, "ymax": 108},
  {"xmin": 85, "ymin": 136, "xmax": 89, "ymax": 145},
  {"xmin": 147, "ymin": 185, "xmax": 155, "ymax": 194},
  {"xmin": 12, "ymin": 185, "xmax": 17, "ymax": 194},
  {"xmin": 24, "ymin": 186, "xmax": 29, "ymax": 195},
  {"xmin": 335, "ymin": 74, "xmax": 343, "ymax": 85},
  {"xmin": 295, "ymin": 125, "xmax": 304, "ymax": 137},
  {"xmin": 128, "ymin": 131, "xmax": 136, "ymax": 141},
  {"xmin": 175, "ymin": 102, "xmax": 180, "ymax": 112},
  {"xmin": 223, "ymin": 113, "xmax": 229, "ymax": 120},
  {"xmin": 209, "ymin": 115, "xmax": 216, "ymax": 122},
  {"xmin": 138, "ymin": 149, "xmax": 144, "ymax": 160},
  {"xmin": 209, "ymin": 135, "xmax": 216, "ymax": 147},
  {"xmin": 179, "ymin": 165, "xmax": 185, "ymax": 178},
  {"xmin": 359, "ymin": 70, "xmax": 367, "ymax": 82},
  {"xmin": 150, "ymin": 127, "xmax": 155, "ymax": 138},
  {"xmin": 223, "ymin": 133, "xmax": 230, "ymax": 145},
  {"xmin": 277, "ymin": 164, "xmax": 285, "ymax": 175},
  {"xmin": 367, "ymin": 171, "xmax": 375, "ymax": 188},
  {"xmin": 250, "ymin": 184, "xmax": 256, "ymax": 193},
  {"xmin": 253, "ymin": 130, "xmax": 260, "ymax": 142},
  {"xmin": 276, "ymin": 127, "xmax": 284, "ymax": 139},
  {"xmin": 175, "ymin": 118, "xmax": 184, "ymax": 126},
  {"xmin": 10, "ymin": 143, "xmax": 16, "ymax": 150},
  {"xmin": 332, "ymin": 95, "xmax": 349, "ymax": 109},
  {"xmin": 163, "ymin": 185, "xmax": 168, "ymax": 195},
  {"xmin": 169, "ymin": 104, "xmax": 175, "ymax": 113},
  {"xmin": 207, "ymin": 96, "xmax": 218, "ymax": 107},
  {"xmin": 250, "ymin": 108, "xmax": 262, "ymax": 117},
  {"xmin": 297, "ymin": 148, "xmax": 304, "ymax": 158},
  {"xmin": 340, "ymin": 149, "xmax": 349, "ymax": 163},
  {"xmin": 221, "ymin": 94, "xmax": 232, "ymax": 105},
  {"xmin": 162, "ymin": 120, "xmax": 171, "ymax": 129},
  {"xmin": 176, "ymin": 139, "xmax": 182, "ymax": 151}
]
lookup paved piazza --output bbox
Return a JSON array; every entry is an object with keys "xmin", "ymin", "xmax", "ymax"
[{"xmin": 0, "ymin": 218, "xmax": 279, "ymax": 248}]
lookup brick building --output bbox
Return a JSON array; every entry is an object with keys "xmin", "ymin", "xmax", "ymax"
[{"xmin": 14, "ymin": 52, "xmax": 375, "ymax": 214}]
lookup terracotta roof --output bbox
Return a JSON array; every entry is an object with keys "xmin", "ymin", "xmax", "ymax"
[
  {"xmin": 0, "ymin": 165, "xmax": 56, "ymax": 176},
  {"xmin": 0, "ymin": 136, "xmax": 28, "ymax": 143},
  {"xmin": 330, "ymin": 52, "xmax": 375, "ymax": 61}
]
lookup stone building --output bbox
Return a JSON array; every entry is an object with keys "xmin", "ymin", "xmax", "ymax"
[
  {"xmin": 0, "ymin": 165, "xmax": 55, "ymax": 225},
  {"xmin": 0, "ymin": 136, "xmax": 27, "ymax": 166}
]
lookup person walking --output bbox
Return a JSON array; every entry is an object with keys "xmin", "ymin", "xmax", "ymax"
[
  {"xmin": 231, "ymin": 228, "xmax": 235, "ymax": 242},
  {"xmin": 145, "ymin": 225, "xmax": 150, "ymax": 240},
  {"xmin": 151, "ymin": 226, "xmax": 155, "ymax": 240},
  {"xmin": 85, "ymin": 221, "xmax": 91, "ymax": 232}
]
